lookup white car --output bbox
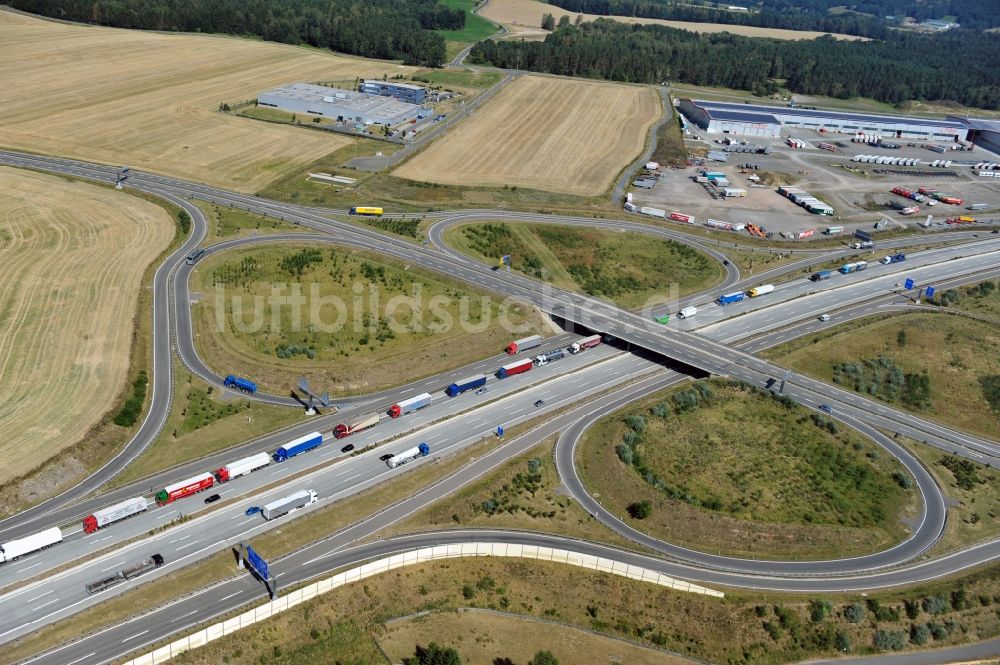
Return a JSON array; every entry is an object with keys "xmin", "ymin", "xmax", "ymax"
[{"xmin": 818, "ymin": 314, "xmax": 831, "ymax": 322}]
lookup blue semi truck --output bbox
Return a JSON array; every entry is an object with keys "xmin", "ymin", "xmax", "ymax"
[
  {"xmin": 810, "ymin": 270, "xmax": 834, "ymax": 282},
  {"xmin": 224, "ymin": 375, "xmax": 257, "ymax": 394},
  {"xmin": 273, "ymin": 431, "xmax": 323, "ymax": 462},
  {"xmin": 446, "ymin": 375, "xmax": 487, "ymax": 397},
  {"xmin": 716, "ymin": 291, "xmax": 745, "ymax": 305}
]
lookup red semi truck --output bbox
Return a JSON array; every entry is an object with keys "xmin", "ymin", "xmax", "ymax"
[
  {"xmin": 505, "ymin": 335, "xmax": 541, "ymax": 355},
  {"xmin": 497, "ymin": 358, "xmax": 533, "ymax": 379},
  {"xmin": 154, "ymin": 473, "xmax": 214, "ymax": 506},
  {"xmin": 333, "ymin": 412, "xmax": 380, "ymax": 438},
  {"xmin": 570, "ymin": 334, "xmax": 602, "ymax": 354}
]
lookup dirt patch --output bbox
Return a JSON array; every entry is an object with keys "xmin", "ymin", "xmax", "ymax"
[{"xmin": 394, "ymin": 75, "xmax": 661, "ymax": 196}]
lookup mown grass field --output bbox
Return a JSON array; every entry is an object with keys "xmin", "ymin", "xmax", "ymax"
[
  {"xmin": 394, "ymin": 76, "xmax": 661, "ymax": 197},
  {"xmin": 578, "ymin": 380, "xmax": 916, "ymax": 560},
  {"xmin": 444, "ymin": 222, "xmax": 725, "ymax": 309},
  {"xmin": 0, "ymin": 168, "xmax": 173, "ymax": 487},
  {"xmin": 762, "ymin": 312, "xmax": 1000, "ymax": 440},
  {"xmin": 435, "ymin": 0, "xmax": 499, "ymax": 44},
  {"xmin": 196, "ymin": 202, "xmax": 305, "ymax": 242},
  {"xmin": 0, "ymin": 10, "xmax": 415, "ymax": 192},
  {"xmin": 189, "ymin": 242, "xmax": 546, "ymax": 394}
]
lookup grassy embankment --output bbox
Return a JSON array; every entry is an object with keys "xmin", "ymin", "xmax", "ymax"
[
  {"xmin": 443, "ymin": 222, "xmax": 725, "ymax": 309},
  {"xmin": 578, "ymin": 380, "xmax": 917, "ymax": 560},
  {"xmin": 196, "ymin": 201, "xmax": 305, "ymax": 242},
  {"xmin": 762, "ymin": 311, "xmax": 1000, "ymax": 440},
  {"xmin": 190, "ymin": 242, "xmax": 546, "ymax": 395},
  {"xmin": 436, "ymin": 0, "xmax": 500, "ymax": 61}
]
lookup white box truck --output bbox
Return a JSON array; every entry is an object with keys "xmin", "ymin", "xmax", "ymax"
[
  {"xmin": 677, "ymin": 306, "xmax": 698, "ymax": 319},
  {"xmin": 262, "ymin": 490, "xmax": 317, "ymax": 521}
]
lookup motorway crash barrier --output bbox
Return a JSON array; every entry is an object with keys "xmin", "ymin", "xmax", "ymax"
[{"xmin": 124, "ymin": 542, "xmax": 724, "ymax": 664}]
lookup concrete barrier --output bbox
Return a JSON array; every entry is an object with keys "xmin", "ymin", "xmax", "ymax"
[{"xmin": 124, "ymin": 542, "xmax": 724, "ymax": 664}]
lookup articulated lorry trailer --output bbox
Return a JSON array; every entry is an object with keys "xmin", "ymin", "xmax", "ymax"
[
  {"xmin": 569, "ymin": 334, "xmax": 602, "ymax": 354},
  {"xmin": 224, "ymin": 375, "xmax": 257, "ymax": 394},
  {"xmin": 810, "ymin": 270, "xmax": 834, "ymax": 282},
  {"xmin": 497, "ymin": 358, "xmax": 533, "ymax": 378},
  {"xmin": 83, "ymin": 496, "xmax": 148, "ymax": 533},
  {"xmin": 717, "ymin": 291, "xmax": 745, "ymax": 305},
  {"xmin": 0, "ymin": 527, "xmax": 63, "ymax": 564},
  {"xmin": 273, "ymin": 431, "xmax": 324, "ymax": 461},
  {"xmin": 446, "ymin": 375, "xmax": 487, "ymax": 397},
  {"xmin": 387, "ymin": 443, "xmax": 430, "ymax": 468},
  {"xmin": 388, "ymin": 393, "xmax": 433, "ymax": 418},
  {"xmin": 155, "ymin": 472, "xmax": 214, "ymax": 505},
  {"xmin": 86, "ymin": 554, "xmax": 165, "ymax": 594},
  {"xmin": 534, "ymin": 348, "xmax": 565, "ymax": 365},
  {"xmin": 262, "ymin": 489, "xmax": 318, "ymax": 520},
  {"xmin": 214, "ymin": 452, "xmax": 271, "ymax": 482},
  {"xmin": 506, "ymin": 335, "xmax": 542, "ymax": 355},
  {"xmin": 333, "ymin": 412, "xmax": 380, "ymax": 438},
  {"xmin": 746, "ymin": 284, "xmax": 775, "ymax": 298}
]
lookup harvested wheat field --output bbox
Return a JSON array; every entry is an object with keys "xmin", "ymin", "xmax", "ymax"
[
  {"xmin": 394, "ymin": 76, "xmax": 661, "ymax": 196},
  {"xmin": 0, "ymin": 10, "xmax": 415, "ymax": 191},
  {"xmin": 0, "ymin": 167, "xmax": 173, "ymax": 484},
  {"xmin": 482, "ymin": 0, "xmax": 866, "ymax": 41}
]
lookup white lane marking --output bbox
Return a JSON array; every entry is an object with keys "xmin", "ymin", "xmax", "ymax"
[
  {"xmin": 176, "ymin": 540, "xmax": 199, "ymax": 551},
  {"xmin": 26, "ymin": 589, "xmax": 54, "ymax": 603},
  {"xmin": 101, "ymin": 560, "xmax": 127, "ymax": 573},
  {"xmin": 122, "ymin": 629, "xmax": 149, "ymax": 642},
  {"xmin": 33, "ymin": 598, "xmax": 60, "ymax": 611},
  {"xmin": 170, "ymin": 610, "xmax": 198, "ymax": 623},
  {"xmin": 219, "ymin": 591, "xmax": 242, "ymax": 603},
  {"xmin": 65, "ymin": 653, "xmax": 96, "ymax": 665}
]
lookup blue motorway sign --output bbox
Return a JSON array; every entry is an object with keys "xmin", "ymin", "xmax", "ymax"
[
  {"xmin": 246, "ymin": 544, "xmax": 269, "ymax": 581},
  {"xmin": 925, "ymin": 286, "xmax": 936, "ymax": 298},
  {"xmin": 904, "ymin": 278, "xmax": 914, "ymax": 290}
]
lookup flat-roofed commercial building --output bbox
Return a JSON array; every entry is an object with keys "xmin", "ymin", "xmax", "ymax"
[{"xmin": 258, "ymin": 83, "xmax": 421, "ymax": 125}]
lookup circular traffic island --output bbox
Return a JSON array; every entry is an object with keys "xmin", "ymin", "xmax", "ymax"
[{"xmin": 577, "ymin": 380, "xmax": 919, "ymax": 560}]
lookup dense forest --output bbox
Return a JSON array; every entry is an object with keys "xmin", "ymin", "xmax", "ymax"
[
  {"xmin": 469, "ymin": 20, "xmax": 1000, "ymax": 109},
  {"xmin": 549, "ymin": 0, "xmax": 999, "ymax": 37},
  {"xmin": 9, "ymin": 0, "xmax": 462, "ymax": 66}
]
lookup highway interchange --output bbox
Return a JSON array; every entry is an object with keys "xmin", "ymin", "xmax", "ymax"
[{"xmin": 0, "ymin": 149, "xmax": 999, "ymax": 664}]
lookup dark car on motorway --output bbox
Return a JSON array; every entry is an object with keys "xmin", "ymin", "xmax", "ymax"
[
  {"xmin": 534, "ymin": 399, "xmax": 545, "ymax": 407},
  {"xmin": 341, "ymin": 443, "xmax": 355, "ymax": 453},
  {"xmin": 245, "ymin": 506, "xmax": 261, "ymax": 516},
  {"xmin": 819, "ymin": 404, "xmax": 833, "ymax": 414},
  {"xmin": 379, "ymin": 453, "xmax": 393, "ymax": 461},
  {"xmin": 204, "ymin": 493, "xmax": 221, "ymax": 504}
]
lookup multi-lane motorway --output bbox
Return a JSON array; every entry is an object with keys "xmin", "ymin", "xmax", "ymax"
[{"xmin": 1, "ymin": 149, "xmax": 999, "ymax": 663}]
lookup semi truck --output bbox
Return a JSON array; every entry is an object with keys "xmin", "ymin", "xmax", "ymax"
[
  {"xmin": 214, "ymin": 452, "xmax": 271, "ymax": 483},
  {"xmin": 224, "ymin": 375, "xmax": 257, "ymax": 394},
  {"xmin": 882, "ymin": 253, "xmax": 907, "ymax": 265},
  {"xmin": 0, "ymin": 527, "xmax": 63, "ymax": 564},
  {"xmin": 823, "ymin": 226, "xmax": 844, "ymax": 235},
  {"xmin": 497, "ymin": 358, "xmax": 533, "ymax": 378},
  {"xmin": 349, "ymin": 206, "xmax": 383, "ymax": 216},
  {"xmin": 154, "ymin": 472, "xmax": 214, "ymax": 505},
  {"xmin": 505, "ymin": 335, "xmax": 542, "ymax": 355},
  {"xmin": 717, "ymin": 291, "xmax": 745, "ymax": 305},
  {"xmin": 446, "ymin": 375, "xmax": 487, "ymax": 397},
  {"xmin": 388, "ymin": 393, "xmax": 433, "ymax": 418},
  {"xmin": 273, "ymin": 431, "xmax": 324, "ymax": 461},
  {"xmin": 122, "ymin": 553, "xmax": 165, "ymax": 579},
  {"xmin": 387, "ymin": 443, "xmax": 430, "ymax": 468},
  {"xmin": 849, "ymin": 241, "xmax": 874, "ymax": 249},
  {"xmin": 83, "ymin": 496, "xmax": 148, "ymax": 533},
  {"xmin": 262, "ymin": 489, "xmax": 318, "ymax": 520},
  {"xmin": 746, "ymin": 284, "xmax": 775, "ymax": 298},
  {"xmin": 810, "ymin": 270, "xmax": 834, "ymax": 282},
  {"xmin": 677, "ymin": 306, "xmax": 698, "ymax": 319},
  {"xmin": 333, "ymin": 412, "xmax": 380, "ymax": 438},
  {"xmin": 569, "ymin": 334, "xmax": 602, "ymax": 354},
  {"xmin": 534, "ymin": 348, "xmax": 565, "ymax": 366}
]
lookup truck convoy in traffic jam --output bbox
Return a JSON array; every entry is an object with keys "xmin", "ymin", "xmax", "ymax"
[
  {"xmin": 810, "ymin": 270, "xmax": 834, "ymax": 282},
  {"xmin": 838, "ymin": 261, "xmax": 868, "ymax": 274},
  {"xmin": 746, "ymin": 284, "xmax": 775, "ymax": 298},
  {"xmin": 497, "ymin": 358, "xmax": 533, "ymax": 379},
  {"xmin": 717, "ymin": 291, "xmax": 745, "ymax": 305},
  {"xmin": 0, "ymin": 527, "xmax": 63, "ymax": 564},
  {"xmin": 83, "ymin": 496, "xmax": 148, "ymax": 533},
  {"xmin": 85, "ymin": 554, "xmax": 164, "ymax": 594},
  {"xmin": 332, "ymin": 412, "xmax": 380, "ymax": 438},
  {"xmin": 224, "ymin": 374, "xmax": 257, "ymax": 394},
  {"xmin": 262, "ymin": 489, "xmax": 318, "ymax": 521},
  {"xmin": 506, "ymin": 335, "xmax": 541, "ymax": 355},
  {"xmin": 446, "ymin": 375, "xmax": 487, "ymax": 397},
  {"xmin": 388, "ymin": 393, "xmax": 433, "ymax": 418},
  {"xmin": 214, "ymin": 452, "xmax": 271, "ymax": 482},
  {"xmin": 387, "ymin": 443, "xmax": 430, "ymax": 468},
  {"xmin": 535, "ymin": 348, "xmax": 565, "ymax": 365},
  {"xmin": 155, "ymin": 472, "xmax": 215, "ymax": 505}
]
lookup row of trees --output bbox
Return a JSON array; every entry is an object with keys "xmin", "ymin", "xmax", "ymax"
[
  {"xmin": 469, "ymin": 21, "xmax": 1000, "ymax": 109},
  {"xmin": 405, "ymin": 643, "xmax": 559, "ymax": 665},
  {"xmin": 10, "ymin": 0, "xmax": 460, "ymax": 66},
  {"xmin": 549, "ymin": 0, "xmax": 1000, "ymax": 37}
]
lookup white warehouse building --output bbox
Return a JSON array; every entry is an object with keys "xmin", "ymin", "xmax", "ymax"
[
  {"xmin": 678, "ymin": 98, "xmax": 970, "ymax": 141},
  {"xmin": 257, "ymin": 83, "xmax": 421, "ymax": 125}
]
